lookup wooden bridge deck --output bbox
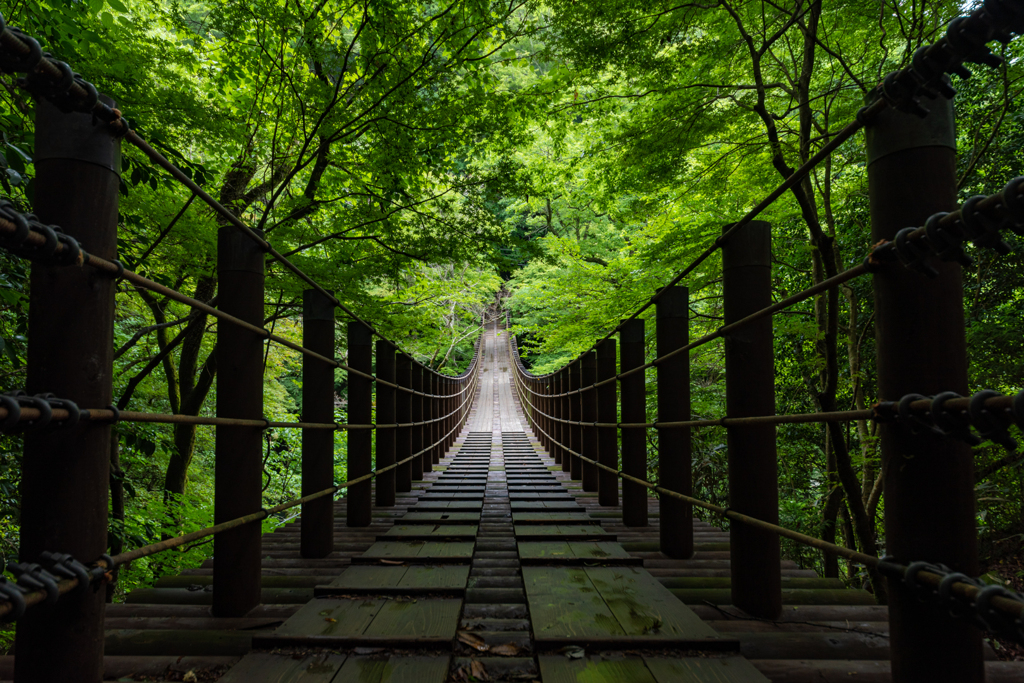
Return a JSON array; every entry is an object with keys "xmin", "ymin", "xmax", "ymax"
[{"xmin": 8, "ymin": 327, "xmax": 1021, "ymax": 681}]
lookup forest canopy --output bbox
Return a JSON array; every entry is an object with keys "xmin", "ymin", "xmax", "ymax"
[{"xmin": 0, "ymin": 0, "xmax": 1022, "ymax": 609}]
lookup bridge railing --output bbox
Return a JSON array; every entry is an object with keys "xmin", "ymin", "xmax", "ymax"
[
  {"xmin": 0, "ymin": 13, "xmax": 483, "ymax": 681},
  {"xmin": 507, "ymin": 2, "xmax": 1024, "ymax": 681}
]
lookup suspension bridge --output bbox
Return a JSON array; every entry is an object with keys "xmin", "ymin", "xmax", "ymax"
[{"xmin": 0, "ymin": 2, "xmax": 1024, "ymax": 681}]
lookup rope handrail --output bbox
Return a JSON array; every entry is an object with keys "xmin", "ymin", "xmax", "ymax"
[
  {"xmin": 0, "ymin": 209, "xmax": 483, "ymax": 398},
  {"xmin": 508, "ymin": 1, "xmax": 1024, "ymax": 382},
  {"xmin": 0, "ymin": 384, "xmax": 480, "ymax": 431},
  {"xmin": 515, "ymin": 383, "xmax": 1024, "ymax": 634},
  {"xmin": 0, "ymin": 16, "xmax": 476, "ymax": 385},
  {"xmin": 514, "ymin": 170, "xmax": 1024, "ymax": 395},
  {"xmin": 0, "ymin": 369, "xmax": 479, "ymax": 620}
]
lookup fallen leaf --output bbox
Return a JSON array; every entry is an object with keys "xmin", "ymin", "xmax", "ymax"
[
  {"xmin": 324, "ymin": 617, "xmax": 337, "ymax": 623},
  {"xmin": 490, "ymin": 642, "xmax": 523, "ymax": 656},
  {"xmin": 561, "ymin": 645, "xmax": 585, "ymax": 659},
  {"xmin": 380, "ymin": 559, "xmax": 405, "ymax": 565},
  {"xmin": 182, "ymin": 672, "xmax": 198, "ymax": 683},
  {"xmin": 470, "ymin": 660, "xmax": 490, "ymax": 680},
  {"xmin": 458, "ymin": 631, "xmax": 490, "ymax": 651}
]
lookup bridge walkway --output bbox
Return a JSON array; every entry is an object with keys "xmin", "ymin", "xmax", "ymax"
[{"xmin": 44, "ymin": 326, "xmax": 1020, "ymax": 682}]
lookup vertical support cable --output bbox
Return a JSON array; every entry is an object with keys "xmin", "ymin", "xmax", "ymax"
[
  {"xmin": 301, "ymin": 289, "xmax": 336, "ymax": 558},
  {"xmin": 597, "ymin": 339, "xmax": 619, "ymax": 507},
  {"xmin": 581, "ymin": 351, "xmax": 598, "ymax": 492},
  {"xmin": 17, "ymin": 97, "xmax": 120, "ymax": 681},
  {"xmin": 375, "ymin": 340, "xmax": 396, "ymax": 507},
  {"xmin": 722, "ymin": 221, "xmax": 781, "ymax": 618},
  {"xmin": 569, "ymin": 360, "xmax": 582, "ymax": 481},
  {"xmin": 657, "ymin": 286, "xmax": 692, "ymax": 560},
  {"xmin": 865, "ymin": 92, "xmax": 981, "ymax": 681},
  {"xmin": 213, "ymin": 226, "xmax": 265, "ymax": 616},
  {"xmin": 620, "ymin": 319, "xmax": 647, "ymax": 527},
  {"xmin": 396, "ymin": 354, "xmax": 413, "ymax": 493},
  {"xmin": 346, "ymin": 322, "xmax": 373, "ymax": 527}
]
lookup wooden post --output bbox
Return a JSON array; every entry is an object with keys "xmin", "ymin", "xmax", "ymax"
[
  {"xmin": 596, "ymin": 339, "xmax": 618, "ymax": 507},
  {"xmin": 411, "ymin": 364, "xmax": 426, "ymax": 480},
  {"xmin": 620, "ymin": 319, "xmax": 647, "ymax": 526},
  {"xmin": 657, "ymin": 286, "xmax": 692, "ymax": 560},
  {"xmin": 866, "ymin": 92, "xmax": 981, "ymax": 682},
  {"xmin": 561, "ymin": 368, "xmax": 571, "ymax": 472},
  {"xmin": 569, "ymin": 359, "xmax": 582, "ymax": 481},
  {"xmin": 722, "ymin": 221, "xmax": 781, "ymax": 618},
  {"xmin": 17, "ymin": 97, "xmax": 120, "ymax": 682},
  {"xmin": 375, "ymin": 340, "xmax": 396, "ymax": 507},
  {"xmin": 396, "ymin": 354, "xmax": 413, "ymax": 492},
  {"xmin": 346, "ymin": 322, "xmax": 372, "ymax": 527},
  {"xmin": 552, "ymin": 369, "xmax": 563, "ymax": 466},
  {"xmin": 581, "ymin": 352, "xmax": 598, "ymax": 492},
  {"xmin": 301, "ymin": 289, "xmax": 335, "ymax": 558},
  {"xmin": 212, "ymin": 226, "xmax": 265, "ymax": 616}
]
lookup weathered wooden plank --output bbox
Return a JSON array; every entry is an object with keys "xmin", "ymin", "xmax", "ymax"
[
  {"xmin": 644, "ymin": 656, "xmax": 770, "ymax": 682},
  {"xmin": 522, "ymin": 566, "xmax": 625, "ymax": 639},
  {"xmin": 218, "ymin": 653, "xmax": 347, "ymax": 683},
  {"xmin": 332, "ymin": 655, "xmax": 450, "ymax": 683},
  {"xmin": 363, "ymin": 598, "xmax": 461, "ymax": 639},
  {"xmin": 586, "ymin": 566, "xmax": 721, "ymax": 640},
  {"xmin": 399, "ymin": 565, "xmax": 471, "ymax": 589},
  {"xmin": 322, "ymin": 565, "xmax": 405, "ymax": 589},
  {"xmin": 537, "ymin": 654, "xmax": 656, "ymax": 683},
  {"xmin": 273, "ymin": 597, "xmax": 385, "ymax": 637}
]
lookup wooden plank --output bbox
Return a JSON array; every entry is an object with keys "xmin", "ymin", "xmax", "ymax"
[
  {"xmin": 274, "ymin": 597, "xmax": 385, "ymax": 637},
  {"xmin": 378, "ymin": 655, "xmax": 451, "ymax": 683},
  {"xmin": 399, "ymin": 565, "xmax": 470, "ymax": 589},
  {"xmin": 538, "ymin": 655, "xmax": 656, "ymax": 683},
  {"xmin": 569, "ymin": 541, "xmax": 633, "ymax": 560},
  {"xmin": 218, "ymin": 653, "xmax": 347, "ymax": 683},
  {"xmin": 323, "ymin": 565, "xmax": 404, "ymax": 589},
  {"xmin": 384, "ymin": 525, "xmax": 478, "ymax": 538},
  {"xmin": 364, "ymin": 598, "xmax": 461, "ymax": 638},
  {"xmin": 514, "ymin": 525, "xmax": 607, "ymax": 536},
  {"xmin": 522, "ymin": 567, "xmax": 625, "ymax": 639},
  {"xmin": 518, "ymin": 541, "xmax": 573, "ymax": 561},
  {"xmin": 585, "ymin": 566, "xmax": 721, "ymax": 640},
  {"xmin": 644, "ymin": 656, "xmax": 769, "ymax": 682},
  {"xmin": 332, "ymin": 655, "xmax": 450, "ymax": 683}
]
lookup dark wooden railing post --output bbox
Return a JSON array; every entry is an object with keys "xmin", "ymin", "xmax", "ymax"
[
  {"xmin": 301, "ymin": 289, "xmax": 336, "ymax": 558},
  {"xmin": 375, "ymin": 340, "xmax": 396, "ymax": 508},
  {"xmin": 346, "ymin": 322, "xmax": 373, "ymax": 527},
  {"xmin": 212, "ymin": 226, "xmax": 265, "ymax": 616},
  {"xmin": 596, "ymin": 339, "xmax": 618, "ymax": 507},
  {"xmin": 620, "ymin": 319, "xmax": 647, "ymax": 527},
  {"xmin": 552, "ymin": 370, "xmax": 562, "ymax": 466},
  {"xmin": 721, "ymin": 220, "xmax": 781, "ymax": 618},
  {"xmin": 866, "ymin": 92, "xmax": 981, "ymax": 682},
  {"xmin": 396, "ymin": 354, "xmax": 413, "ymax": 492},
  {"xmin": 581, "ymin": 351, "xmax": 598, "ymax": 492},
  {"xmin": 565, "ymin": 368, "xmax": 573, "ymax": 471},
  {"xmin": 656, "ymin": 286, "xmax": 692, "ymax": 559},
  {"xmin": 18, "ymin": 97, "xmax": 120, "ymax": 681},
  {"xmin": 411, "ymin": 364, "xmax": 426, "ymax": 479},
  {"xmin": 569, "ymin": 359, "xmax": 582, "ymax": 480},
  {"xmin": 428, "ymin": 370, "xmax": 438, "ymax": 469}
]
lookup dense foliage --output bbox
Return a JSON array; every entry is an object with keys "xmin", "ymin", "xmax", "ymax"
[{"xmin": 0, "ymin": 0, "xmax": 1021, "ymax": 636}]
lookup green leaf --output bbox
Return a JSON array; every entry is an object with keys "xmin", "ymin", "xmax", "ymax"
[
  {"xmin": 101, "ymin": 12, "xmax": 114, "ymax": 28},
  {"xmin": 88, "ymin": 0, "xmax": 104, "ymax": 15},
  {"xmin": 107, "ymin": 0, "xmax": 128, "ymax": 11}
]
